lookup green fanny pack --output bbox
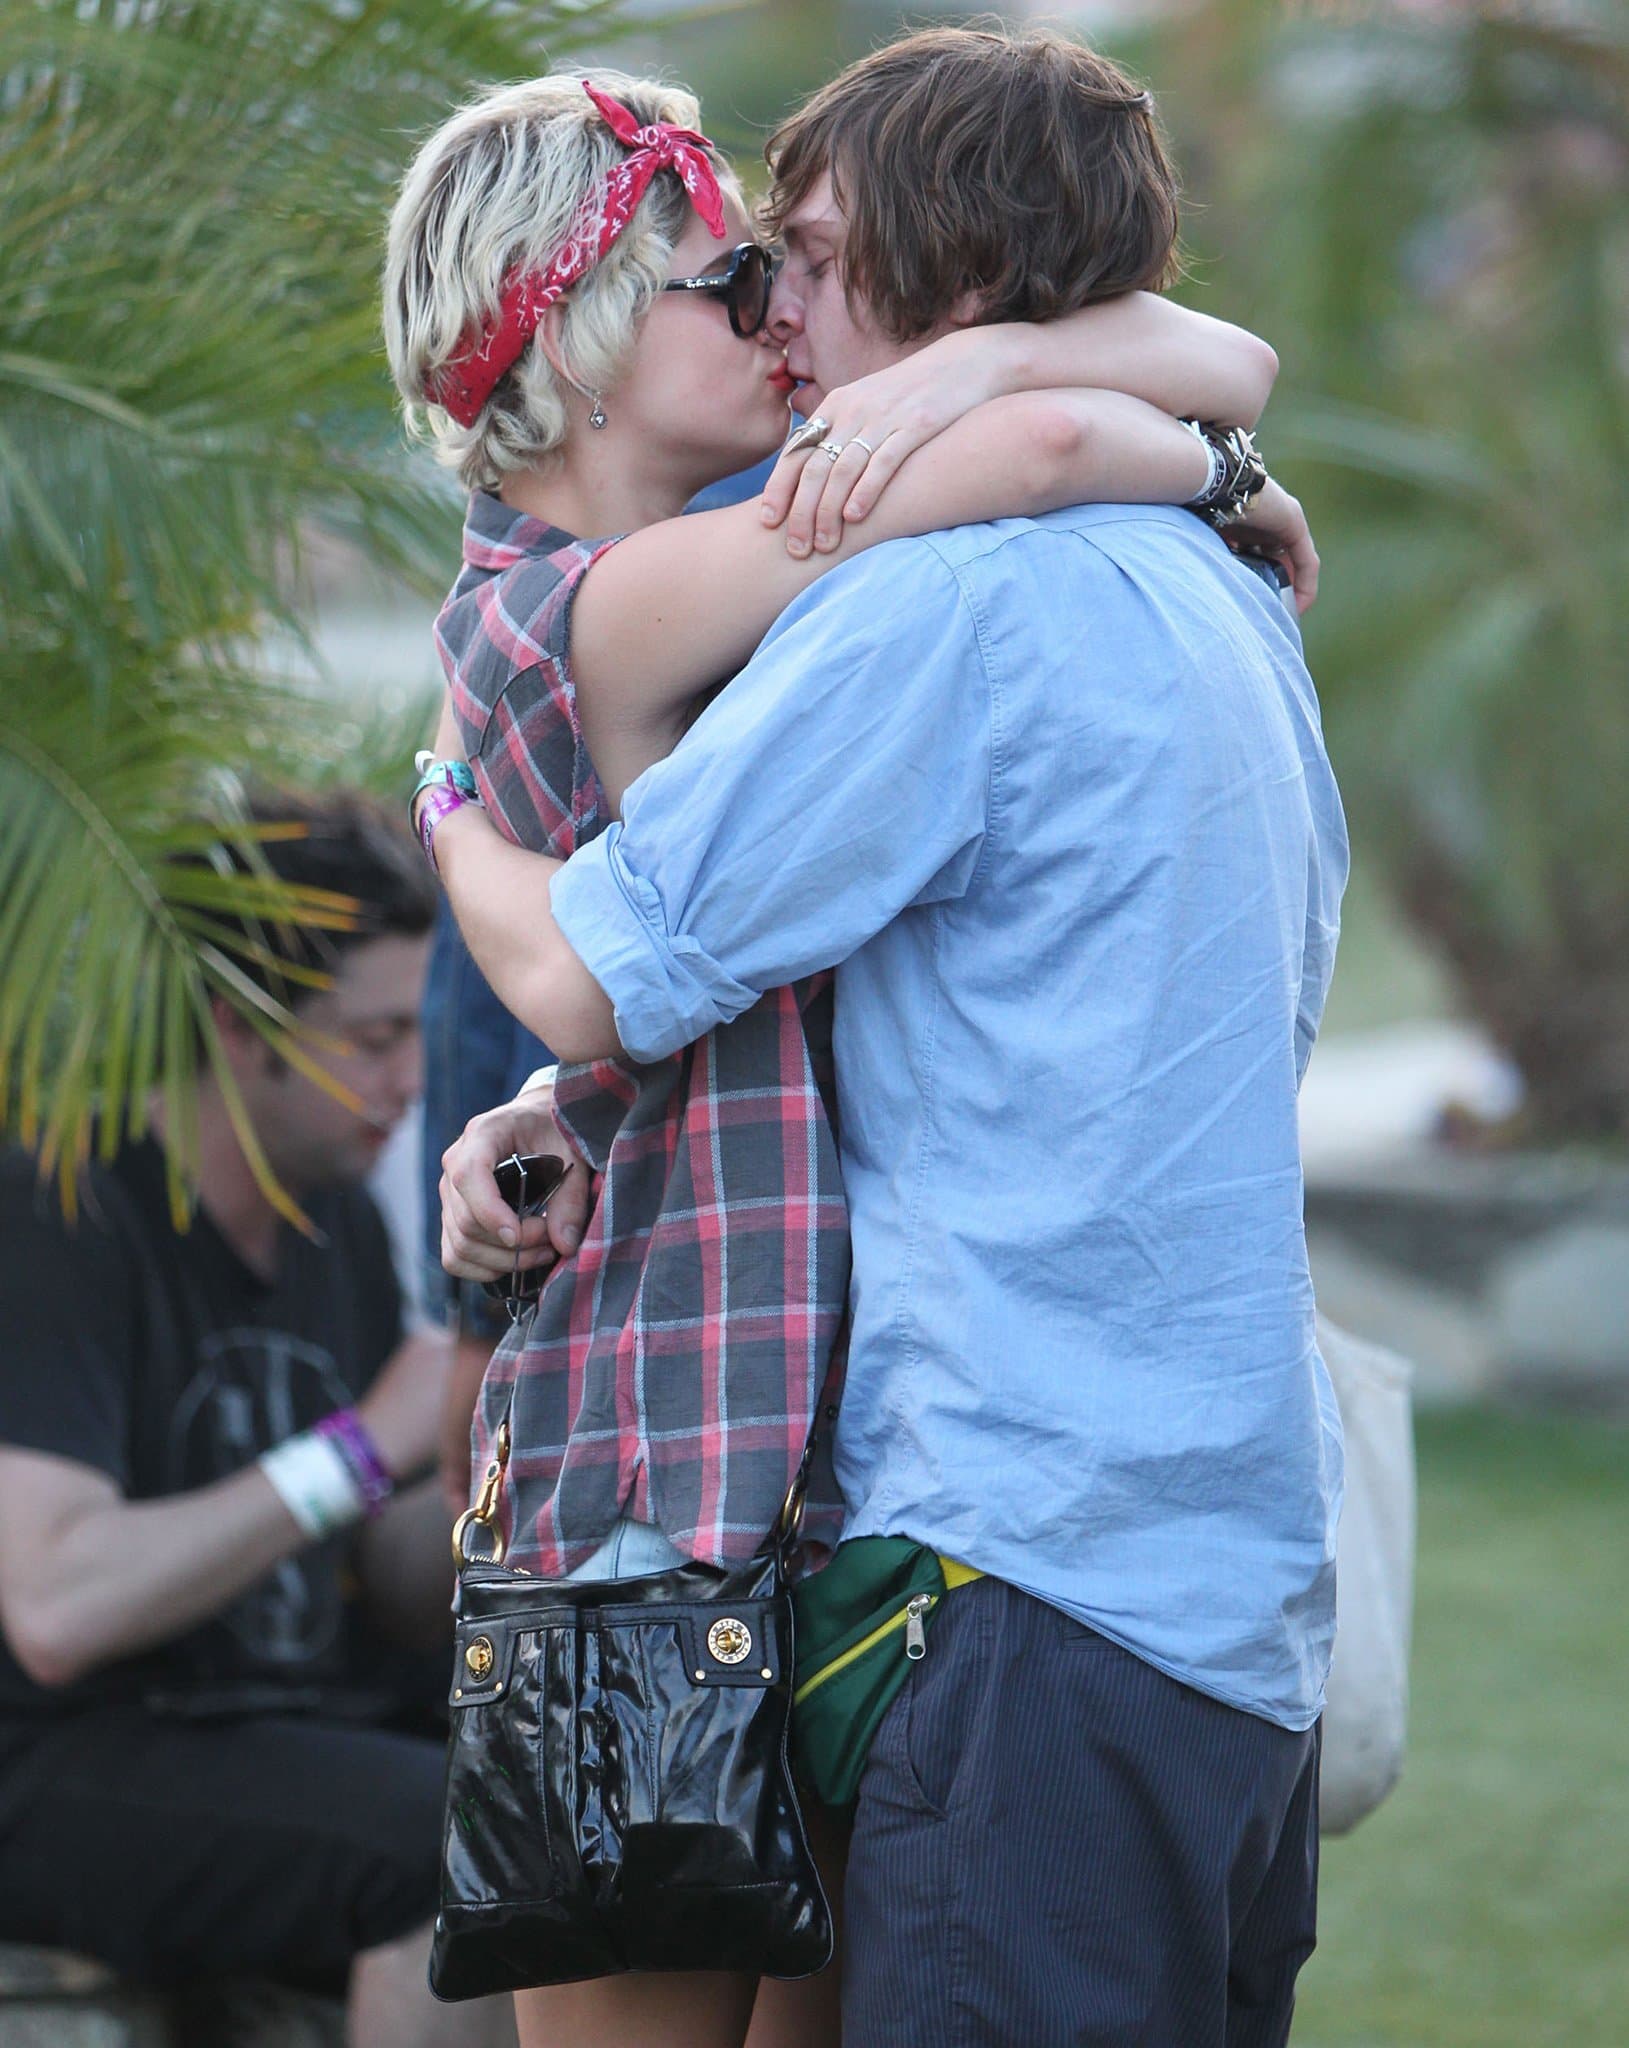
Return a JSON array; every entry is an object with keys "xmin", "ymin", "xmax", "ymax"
[{"xmin": 791, "ymin": 1536, "xmax": 984, "ymax": 1809}]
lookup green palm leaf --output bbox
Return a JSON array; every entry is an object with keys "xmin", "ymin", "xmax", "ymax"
[{"xmin": 0, "ymin": 0, "xmax": 644, "ymax": 1211}]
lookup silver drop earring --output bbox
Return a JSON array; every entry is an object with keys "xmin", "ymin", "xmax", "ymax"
[{"xmin": 588, "ymin": 392, "xmax": 608, "ymax": 430}]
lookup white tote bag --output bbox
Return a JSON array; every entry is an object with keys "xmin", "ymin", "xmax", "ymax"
[{"xmin": 1316, "ymin": 1314, "xmax": 1416, "ymax": 1834}]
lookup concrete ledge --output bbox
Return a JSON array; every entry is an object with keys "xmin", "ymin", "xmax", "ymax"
[
  {"xmin": 1307, "ymin": 1148, "xmax": 1629, "ymax": 1407},
  {"xmin": 0, "ymin": 1945, "xmax": 344, "ymax": 2047},
  {"xmin": 0, "ymin": 1944, "xmax": 170, "ymax": 2048}
]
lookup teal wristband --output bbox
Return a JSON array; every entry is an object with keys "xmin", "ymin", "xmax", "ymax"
[{"xmin": 411, "ymin": 752, "xmax": 480, "ymax": 813}]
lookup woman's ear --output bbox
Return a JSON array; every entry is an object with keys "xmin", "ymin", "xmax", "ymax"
[
  {"xmin": 537, "ymin": 303, "xmax": 601, "ymax": 404},
  {"xmin": 537, "ymin": 303, "xmax": 608, "ymax": 430},
  {"xmin": 535, "ymin": 301, "xmax": 573, "ymax": 387}
]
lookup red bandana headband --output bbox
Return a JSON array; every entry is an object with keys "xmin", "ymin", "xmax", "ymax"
[{"xmin": 427, "ymin": 80, "xmax": 727, "ymax": 428}]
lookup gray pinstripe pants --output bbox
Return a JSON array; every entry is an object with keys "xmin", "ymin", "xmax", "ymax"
[{"xmin": 842, "ymin": 1576, "xmax": 1320, "ymax": 2047}]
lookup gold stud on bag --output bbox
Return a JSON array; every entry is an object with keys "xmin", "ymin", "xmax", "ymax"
[{"xmin": 707, "ymin": 1617, "xmax": 753, "ymax": 1666}]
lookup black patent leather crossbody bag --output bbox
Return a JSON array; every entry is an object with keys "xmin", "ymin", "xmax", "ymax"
[{"xmin": 428, "ymin": 1419, "xmax": 832, "ymax": 2001}]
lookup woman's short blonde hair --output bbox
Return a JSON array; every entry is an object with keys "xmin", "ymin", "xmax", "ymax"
[{"xmin": 384, "ymin": 71, "xmax": 737, "ymax": 493}]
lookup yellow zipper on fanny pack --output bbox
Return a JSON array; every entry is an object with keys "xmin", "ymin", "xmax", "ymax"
[
  {"xmin": 793, "ymin": 1594, "xmax": 937, "ymax": 1707},
  {"xmin": 792, "ymin": 1559, "xmax": 984, "ymax": 1708}
]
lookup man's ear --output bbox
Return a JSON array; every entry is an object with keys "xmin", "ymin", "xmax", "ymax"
[
  {"xmin": 209, "ymin": 991, "xmax": 251, "ymax": 1054},
  {"xmin": 208, "ymin": 994, "xmax": 284, "ymax": 1082}
]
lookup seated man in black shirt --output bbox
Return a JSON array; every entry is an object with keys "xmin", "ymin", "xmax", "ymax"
[{"xmin": 0, "ymin": 794, "xmax": 511, "ymax": 2047}]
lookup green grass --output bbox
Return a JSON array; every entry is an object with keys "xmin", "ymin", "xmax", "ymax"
[{"xmin": 1295, "ymin": 1409, "xmax": 1629, "ymax": 2048}]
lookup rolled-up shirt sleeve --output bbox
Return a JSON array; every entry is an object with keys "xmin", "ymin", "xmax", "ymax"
[{"xmin": 550, "ymin": 539, "xmax": 992, "ymax": 1063}]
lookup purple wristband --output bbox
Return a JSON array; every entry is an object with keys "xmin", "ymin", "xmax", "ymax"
[
  {"xmin": 416, "ymin": 783, "xmax": 470, "ymax": 873},
  {"xmin": 315, "ymin": 1408, "xmax": 395, "ymax": 1518}
]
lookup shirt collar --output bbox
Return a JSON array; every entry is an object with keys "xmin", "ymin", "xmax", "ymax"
[{"xmin": 461, "ymin": 489, "xmax": 579, "ymax": 575}]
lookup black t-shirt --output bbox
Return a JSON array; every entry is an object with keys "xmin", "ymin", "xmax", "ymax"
[{"xmin": 0, "ymin": 1140, "xmax": 402, "ymax": 1772}]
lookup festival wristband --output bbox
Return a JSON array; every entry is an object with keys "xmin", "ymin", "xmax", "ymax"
[
  {"xmin": 411, "ymin": 753, "xmax": 483, "ymax": 872},
  {"xmin": 1180, "ymin": 425, "xmax": 1226, "ymax": 509},
  {"xmin": 411, "ymin": 751, "xmax": 480, "ymax": 808},
  {"xmin": 315, "ymin": 1408, "xmax": 395, "ymax": 1518},
  {"xmin": 258, "ymin": 1429, "xmax": 366, "ymax": 1540},
  {"xmin": 416, "ymin": 783, "xmax": 473, "ymax": 874}
]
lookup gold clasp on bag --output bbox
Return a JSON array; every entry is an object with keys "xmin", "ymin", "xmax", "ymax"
[
  {"xmin": 774, "ymin": 1461, "xmax": 808, "ymax": 1558},
  {"xmin": 452, "ymin": 1420, "xmax": 511, "ymax": 1568},
  {"xmin": 707, "ymin": 1617, "xmax": 753, "ymax": 1666}
]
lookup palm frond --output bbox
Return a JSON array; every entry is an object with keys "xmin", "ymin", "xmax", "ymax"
[
  {"xmin": 0, "ymin": 710, "xmax": 320, "ymax": 1221},
  {"xmin": 0, "ymin": 0, "xmax": 653, "ymax": 1206}
]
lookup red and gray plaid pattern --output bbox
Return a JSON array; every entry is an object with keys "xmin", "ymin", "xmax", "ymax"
[{"xmin": 436, "ymin": 492, "xmax": 848, "ymax": 1573}]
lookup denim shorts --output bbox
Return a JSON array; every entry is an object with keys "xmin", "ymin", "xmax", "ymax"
[{"xmin": 563, "ymin": 1517, "xmax": 689, "ymax": 1582}]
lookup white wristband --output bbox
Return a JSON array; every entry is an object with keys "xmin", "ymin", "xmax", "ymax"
[
  {"xmin": 1184, "ymin": 436, "xmax": 1227, "ymax": 510},
  {"xmin": 259, "ymin": 1430, "xmax": 366, "ymax": 1540},
  {"xmin": 520, "ymin": 1064, "xmax": 560, "ymax": 1097}
]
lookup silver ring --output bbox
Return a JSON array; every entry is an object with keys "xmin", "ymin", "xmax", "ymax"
[
  {"xmin": 817, "ymin": 439, "xmax": 844, "ymax": 462},
  {"xmin": 783, "ymin": 415, "xmax": 832, "ymax": 457},
  {"xmin": 849, "ymin": 435, "xmax": 876, "ymax": 458}
]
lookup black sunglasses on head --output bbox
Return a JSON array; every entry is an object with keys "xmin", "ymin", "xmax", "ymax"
[{"xmin": 660, "ymin": 242, "xmax": 776, "ymax": 338}]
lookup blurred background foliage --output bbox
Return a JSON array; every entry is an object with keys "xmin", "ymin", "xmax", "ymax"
[
  {"xmin": 2, "ymin": 0, "xmax": 1626, "ymax": 1208},
  {"xmin": 662, "ymin": 0, "xmax": 1629, "ymax": 1143},
  {"xmin": 1156, "ymin": 1, "xmax": 1629, "ymax": 1144}
]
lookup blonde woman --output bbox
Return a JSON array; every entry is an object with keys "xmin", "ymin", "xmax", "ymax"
[{"xmin": 388, "ymin": 60, "xmax": 1309, "ymax": 2048}]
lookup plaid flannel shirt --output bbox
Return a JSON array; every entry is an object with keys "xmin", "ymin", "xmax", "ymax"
[{"xmin": 436, "ymin": 491, "xmax": 849, "ymax": 1573}]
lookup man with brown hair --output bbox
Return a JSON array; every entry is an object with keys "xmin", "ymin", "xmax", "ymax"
[
  {"xmin": 766, "ymin": 24, "xmax": 1182, "ymax": 341},
  {"xmin": 437, "ymin": 23, "xmax": 1345, "ymax": 2044},
  {"xmin": 0, "ymin": 796, "xmax": 513, "ymax": 2046}
]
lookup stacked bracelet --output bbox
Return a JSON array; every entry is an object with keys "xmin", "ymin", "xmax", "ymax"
[
  {"xmin": 411, "ymin": 752, "xmax": 482, "ymax": 873},
  {"xmin": 315, "ymin": 1408, "xmax": 395, "ymax": 1519},
  {"xmin": 1181, "ymin": 422, "xmax": 1227, "ymax": 508},
  {"xmin": 260, "ymin": 1408, "xmax": 395, "ymax": 1538},
  {"xmin": 411, "ymin": 750, "xmax": 480, "ymax": 807},
  {"xmin": 1179, "ymin": 421, "xmax": 1270, "ymax": 527},
  {"xmin": 259, "ymin": 1429, "xmax": 367, "ymax": 1540},
  {"xmin": 416, "ymin": 783, "xmax": 470, "ymax": 872}
]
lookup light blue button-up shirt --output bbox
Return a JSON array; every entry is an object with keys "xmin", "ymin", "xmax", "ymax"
[{"xmin": 552, "ymin": 504, "xmax": 1349, "ymax": 1730}]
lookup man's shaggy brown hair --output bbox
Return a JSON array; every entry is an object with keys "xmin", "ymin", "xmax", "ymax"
[{"xmin": 763, "ymin": 23, "xmax": 1182, "ymax": 342}]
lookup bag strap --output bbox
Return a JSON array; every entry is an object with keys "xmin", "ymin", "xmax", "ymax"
[
  {"xmin": 771, "ymin": 1431, "xmax": 815, "ymax": 1567},
  {"xmin": 452, "ymin": 1281, "xmax": 822, "ymax": 1572},
  {"xmin": 452, "ymin": 1418, "xmax": 512, "ymax": 1568},
  {"xmin": 452, "ymin": 1408, "xmax": 819, "ymax": 1573},
  {"xmin": 449, "ymin": 1166, "xmax": 553, "ymax": 1569},
  {"xmin": 451, "ymin": 1149, "xmax": 826, "ymax": 1572}
]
